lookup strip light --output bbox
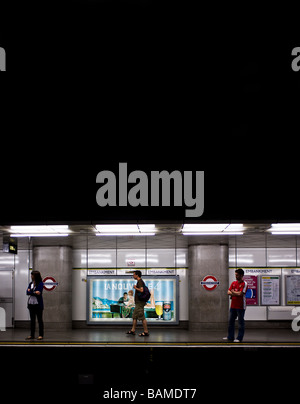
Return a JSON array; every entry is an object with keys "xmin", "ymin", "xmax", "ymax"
[
  {"xmin": 269, "ymin": 223, "xmax": 300, "ymax": 235},
  {"xmin": 95, "ymin": 224, "xmax": 156, "ymax": 236},
  {"xmin": 182, "ymin": 223, "xmax": 244, "ymax": 235},
  {"xmin": 182, "ymin": 233, "xmax": 244, "ymax": 236},
  {"xmin": 11, "ymin": 233, "xmax": 69, "ymax": 237},
  {"xmin": 10, "ymin": 225, "xmax": 70, "ymax": 237}
]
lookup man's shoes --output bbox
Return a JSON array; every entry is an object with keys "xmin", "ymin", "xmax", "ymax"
[{"xmin": 222, "ymin": 337, "xmax": 242, "ymax": 342}]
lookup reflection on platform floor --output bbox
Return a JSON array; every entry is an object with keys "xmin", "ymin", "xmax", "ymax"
[{"xmin": 0, "ymin": 327, "xmax": 299, "ymax": 346}]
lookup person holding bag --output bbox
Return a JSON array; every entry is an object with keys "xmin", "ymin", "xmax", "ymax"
[{"xmin": 126, "ymin": 270, "xmax": 150, "ymax": 337}]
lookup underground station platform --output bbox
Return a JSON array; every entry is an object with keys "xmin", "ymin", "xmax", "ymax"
[
  {"xmin": 1, "ymin": 327, "xmax": 299, "ymax": 400},
  {"xmin": 0, "ymin": 327, "xmax": 299, "ymax": 348}
]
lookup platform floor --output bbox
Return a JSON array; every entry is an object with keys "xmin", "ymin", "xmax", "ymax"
[
  {"xmin": 1, "ymin": 328, "xmax": 299, "ymax": 399},
  {"xmin": 0, "ymin": 327, "xmax": 299, "ymax": 347}
]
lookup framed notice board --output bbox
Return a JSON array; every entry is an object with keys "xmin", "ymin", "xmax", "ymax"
[
  {"xmin": 285, "ymin": 275, "xmax": 300, "ymax": 305},
  {"xmin": 261, "ymin": 275, "xmax": 281, "ymax": 306}
]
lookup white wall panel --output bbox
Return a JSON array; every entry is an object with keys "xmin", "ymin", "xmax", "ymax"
[
  {"xmin": 73, "ymin": 249, "xmax": 116, "ymax": 268},
  {"xmin": 267, "ymin": 248, "xmax": 296, "ymax": 267},
  {"xmin": 237, "ymin": 248, "xmax": 266, "ymax": 267},
  {"xmin": 117, "ymin": 249, "xmax": 146, "ymax": 268},
  {"xmin": 0, "ymin": 252, "xmax": 16, "ymax": 269},
  {"xmin": 176, "ymin": 268, "xmax": 188, "ymax": 321},
  {"xmin": 176, "ymin": 249, "xmax": 188, "ymax": 267},
  {"xmin": 73, "ymin": 249, "xmax": 84, "ymax": 268},
  {"xmin": 73, "ymin": 248, "xmax": 188, "ymax": 269},
  {"xmin": 230, "ymin": 248, "xmax": 267, "ymax": 267},
  {"xmin": 72, "ymin": 269, "xmax": 87, "ymax": 320},
  {"xmin": 0, "ymin": 249, "xmax": 31, "ymax": 322},
  {"xmin": 89, "ymin": 250, "xmax": 116, "ymax": 268},
  {"xmin": 147, "ymin": 249, "xmax": 174, "ymax": 267},
  {"xmin": 245, "ymin": 307, "xmax": 267, "ymax": 320},
  {"xmin": 231, "ymin": 248, "xmax": 300, "ymax": 268},
  {"xmin": 229, "ymin": 248, "xmax": 236, "ymax": 267},
  {"xmin": 14, "ymin": 250, "xmax": 30, "ymax": 321}
]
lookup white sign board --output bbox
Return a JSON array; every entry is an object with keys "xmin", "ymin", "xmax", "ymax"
[
  {"xmin": 286, "ymin": 275, "xmax": 300, "ymax": 305},
  {"xmin": 261, "ymin": 276, "xmax": 280, "ymax": 305}
]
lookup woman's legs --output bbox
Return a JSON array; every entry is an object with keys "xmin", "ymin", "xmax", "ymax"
[
  {"xmin": 36, "ymin": 307, "xmax": 44, "ymax": 337},
  {"xmin": 29, "ymin": 305, "xmax": 36, "ymax": 338},
  {"xmin": 28, "ymin": 305, "xmax": 44, "ymax": 338}
]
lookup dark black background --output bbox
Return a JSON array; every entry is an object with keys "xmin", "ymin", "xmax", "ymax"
[
  {"xmin": 0, "ymin": 346, "xmax": 297, "ymax": 399},
  {"xmin": 0, "ymin": 1, "xmax": 299, "ymax": 224}
]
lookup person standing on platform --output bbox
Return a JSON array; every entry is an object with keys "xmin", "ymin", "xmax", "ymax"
[
  {"xmin": 224, "ymin": 268, "xmax": 248, "ymax": 342},
  {"xmin": 26, "ymin": 270, "xmax": 44, "ymax": 341},
  {"xmin": 126, "ymin": 270, "xmax": 150, "ymax": 337}
]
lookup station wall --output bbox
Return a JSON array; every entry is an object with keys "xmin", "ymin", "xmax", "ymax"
[
  {"xmin": 72, "ymin": 248, "xmax": 189, "ymax": 322},
  {"xmin": 0, "ymin": 250, "xmax": 31, "ymax": 324},
  {"xmin": 0, "ymin": 244, "xmax": 299, "ymax": 327},
  {"xmin": 229, "ymin": 247, "xmax": 300, "ymax": 322}
]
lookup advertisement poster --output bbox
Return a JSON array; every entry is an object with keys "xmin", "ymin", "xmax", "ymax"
[
  {"xmin": 261, "ymin": 276, "xmax": 280, "ymax": 305},
  {"xmin": 244, "ymin": 275, "xmax": 258, "ymax": 305},
  {"xmin": 87, "ymin": 276, "xmax": 179, "ymax": 324},
  {"xmin": 286, "ymin": 275, "xmax": 300, "ymax": 305}
]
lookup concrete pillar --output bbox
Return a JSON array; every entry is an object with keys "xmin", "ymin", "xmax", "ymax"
[
  {"xmin": 33, "ymin": 246, "xmax": 72, "ymax": 329},
  {"xmin": 188, "ymin": 244, "xmax": 229, "ymax": 331}
]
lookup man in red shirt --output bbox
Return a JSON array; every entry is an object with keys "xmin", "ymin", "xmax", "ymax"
[{"xmin": 224, "ymin": 268, "xmax": 248, "ymax": 342}]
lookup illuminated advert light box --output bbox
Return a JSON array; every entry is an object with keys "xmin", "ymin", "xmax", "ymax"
[{"xmin": 86, "ymin": 276, "xmax": 179, "ymax": 325}]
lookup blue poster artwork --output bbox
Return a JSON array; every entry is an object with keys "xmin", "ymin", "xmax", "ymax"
[{"xmin": 88, "ymin": 277, "xmax": 177, "ymax": 323}]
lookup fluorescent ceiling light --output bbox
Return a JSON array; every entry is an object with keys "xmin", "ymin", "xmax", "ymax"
[
  {"xmin": 95, "ymin": 224, "xmax": 156, "ymax": 236},
  {"xmin": 183, "ymin": 232, "xmax": 243, "ymax": 236},
  {"xmin": 182, "ymin": 224, "xmax": 228, "ymax": 232},
  {"xmin": 10, "ymin": 225, "xmax": 70, "ymax": 237},
  {"xmin": 270, "ymin": 223, "xmax": 300, "ymax": 231},
  {"xmin": 96, "ymin": 225, "xmax": 138, "ymax": 233},
  {"xmin": 10, "ymin": 225, "xmax": 69, "ymax": 233},
  {"xmin": 138, "ymin": 224, "xmax": 156, "ymax": 232},
  {"xmin": 270, "ymin": 232, "xmax": 300, "ymax": 235},
  {"xmin": 224, "ymin": 224, "xmax": 245, "ymax": 232},
  {"xmin": 11, "ymin": 233, "xmax": 69, "ymax": 237},
  {"xmin": 268, "ymin": 223, "xmax": 300, "ymax": 234},
  {"xmin": 182, "ymin": 223, "xmax": 244, "ymax": 235},
  {"xmin": 96, "ymin": 233, "xmax": 156, "ymax": 236}
]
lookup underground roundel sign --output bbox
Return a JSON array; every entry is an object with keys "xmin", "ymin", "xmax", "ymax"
[
  {"xmin": 43, "ymin": 276, "xmax": 58, "ymax": 291},
  {"xmin": 201, "ymin": 275, "xmax": 220, "ymax": 291}
]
